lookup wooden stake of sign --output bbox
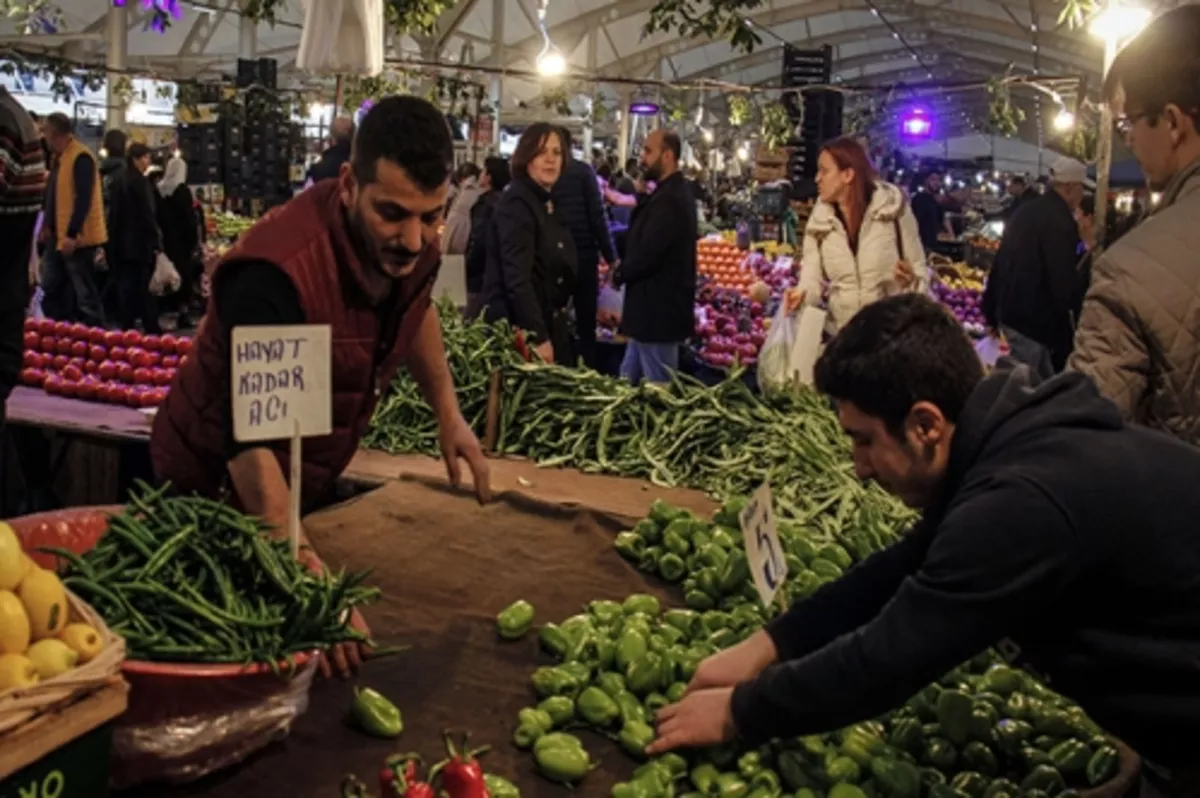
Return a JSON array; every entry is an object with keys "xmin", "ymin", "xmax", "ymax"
[{"xmin": 231, "ymin": 325, "xmax": 332, "ymax": 559}]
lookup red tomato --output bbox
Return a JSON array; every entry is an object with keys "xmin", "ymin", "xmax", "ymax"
[
  {"xmin": 68, "ymin": 357, "xmax": 85, "ymax": 370},
  {"xmin": 53, "ymin": 321, "xmax": 71, "ymax": 337},
  {"xmin": 175, "ymin": 337, "xmax": 193, "ymax": 355},
  {"xmin": 161, "ymin": 354, "xmax": 180, "ymax": 369},
  {"xmin": 75, "ymin": 381, "xmax": 97, "ymax": 400},
  {"xmin": 62, "ymin": 364, "xmax": 82, "ymax": 382},
  {"xmin": 51, "ymin": 355, "xmax": 69, "ymax": 371},
  {"xmin": 56, "ymin": 338, "xmax": 73, "ymax": 355},
  {"xmin": 23, "ymin": 331, "xmax": 39, "ymax": 350},
  {"xmin": 132, "ymin": 367, "xmax": 151, "ymax": 384},
  {"xmin": 132, "ymin": 349, "xmax": 154, "ymax": 368},
  {"xmin": 147, "ymin": 351, "xmax": 161, "ymax": 367},
  {"xmin": 164, "ymin": 367, "xmax": 177, "ymax": 383},
  {"xmin": 23, "ymin": 351, "xmax": 39, "ymax": 368},
  {"xmin": 125, "ymin": 387, "xmax": 142, "ymax": 407},
  {"xmin": 23, "ymin": 318, "xmax": 37, "ymax": 333},
  {"xmin": 96, "ymin": 383, "xmax": 115, "ymax": 403},
  {"xmin": 70, "ymin": 340, "xmax": 88, "ymax": 358},
  {"xmin": 40, "ymin": 335, "xmax": 57, "ymax": 353},
  {"xmin": 58, "ymin": 380, "xmax": 77, "ymax": 398},
  {"xmin": 159, "ymin": 334, "xmax": 177, "ymax": 354},
  {"xmin": 69, "ymin": 322, "xmax": 88, "ymax": 340},
  {"xmin": 140, "ymin": 390, "xmax": 161, "ymax": 408},
  {"xmin": 110, "ymin": 345, "xmax": 127, "ymax": 362},
  {"xmin": 42, "ymin": 375, "xmax": 61, "ymax": 395},
  {"xmin": 98, "ymin": 360, "xmax": 117, "ymax": 380},
  {"xmin": 151, "ymin": 368, "xmax": 172, "ymax": 386},
  {"xmin": 143, "ymin": 334, "xmax": 161, "ymax": 352},
  {"xmin": 20, "ymin": 368, "xmax": 43, "ymax": 386},
  {"xmin": 33, "ymin": 318, "xmax": 52, "ymax": 335},
  {"xmin": 84, "ymin": 361, "xmax": 98, "ymax": 374},
  {"xmin": 121, "ymin": 329, "xmax": 142, "ymax": 348},
  {"xmin": 88, "ymin": 327, "xmax": 106, "ymax": 345},
  {"xmin": 89, "ymin": 345, "xmax": 107, "ymax": 362},
  {"xmin": 103, "ymin": 330, "xmax": 123, "ymax": 348},
  {"xmin": 117, "ymin": 363, "xmax": 135, "ymax": 383}
]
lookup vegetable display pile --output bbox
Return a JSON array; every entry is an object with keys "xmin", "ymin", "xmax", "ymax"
[
  {"xmin": 48, "ymin": 483, "xmax": 379, "ymax": 666},
  {"xmin": 362, "ymin": 303, "xmax": 524, "ymax": 457},
  {"xmin": 506, "ymin": 501, "xmax": 1121, "ymax": 797}
]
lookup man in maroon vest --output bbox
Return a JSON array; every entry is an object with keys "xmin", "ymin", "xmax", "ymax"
[{"xmin": 151, "ymin": 95, "xmax": 491, "ymax": 676}]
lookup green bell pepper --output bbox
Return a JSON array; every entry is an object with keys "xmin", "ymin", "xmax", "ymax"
[
  {"xmin": 350, "ymin": 686, "xmax": 403, "ymax": 738},
  {"xmin": 638, "ymin": 546, "xmax": 663, "ymax": 573},
  {"xmin": 483, "ymin": 774, "xmax": 520, "ymax": 798},
  {"xmin": 577, "ymin": 685, "xmax": 621, "ymax": 727},
  {"xmin": 589, "ymin": 599, "xmax": 624, "ymax": 625},
  {"xmin": 538, "ymin": 695, "xmax": 575, "ymax": 726},
  {"xmin": 992, "ymin": 718, "xmax": 1032, "ymax": 756},
  {"xmin": 737, "ymin": 751, "xmax": 763, "ymax": 779},
  {"xmin": 715, "ymin": 772, "xmax": 749, "ymax": 798},
  {"xmin": 658, "ymin": 752, "xmax": 688, "ymax": 777},
  {"xmin": 980, "ymin": 778, "xmax": 1019, "ymax": 798},
  {"xmin": 614, "ymin": 532, "xmax": 646, "ymax": 561},
  {"xmin": 949, "ymin": 770, "xmax": 988, "ymax": 798},
  {"xmin": 597, "ymin": 638, "xmax": 616, "ymax": 670},
  {"xmin": 518, "ymin": 707, "xmax": 554, "ymax": 733},
  {"xmin": 616, "ymin": 630, "xmax": 650, "ymax": 671},
  {"xmin": 922, "ymin": 737, "xmax": 958, "ymax": 771},
  {"xmin": 539, "ymin": 623, "xmax": 569, "ymax": 657},
  {"xmin": 616, "ymin": 690, "xmax": 647, "ymax": 724},
  {"xmin": 960, "ymin": 741, "xmax": 998, "ymax": 776},
  {"xmin": 649, "ymin": 499, "xmax": 684, "ymax": 527},
  {"xmin": 888, "ymin": 717, "xmax": 924, "ymax": 755},
  {"xmin": 839, "ymin": 723, "xmax": 885, "ymax": 766},
  {"xmin": 750, "ymin": 769, "xmax": 780, "ymax": 793},
  {"xmin": 979, "ymin": 664, "xmax": 1022, "ymax": 696},
  {"xmin": 623, "ymin": 593, "xmax": 661, "ymax": 617},
  {"xmin": 1049, "ymin": 738, "xmax": 1092, "ymax": 775},
  {"xmin": 663, "ymin": 609, "xmax": 700, "ymax": 635},
  {"xmin": 658, "ymin": 553, "xmax": 687, "ymax": 582},
  {"xmin": 1019, "ymin": 764, "xmax": 1066, "ymax": 795},
  {"xmin": 618, "ymin": 720, "xmax": 656, "ymax": 760},
  {"xmin": 936, "ymin": 689, "xmax": 974, "ymax": 745},
  {"xmin": 634, "ymin": 517, "xmax": 662, "ymax": 543},
  {"xmin": 827, "ymin": 785, "xmax": 868, "ymax": 798},
  {"xmin": 644, "ymin": 691, "xmax": 670, "ymax": 714},
  {"xmin": 690, "ymin": 763, "xmax": 721, "ymax": 793},
  {"xmin": 1020, "ymin": 746, "xmax": 1054, "ymax": 770},
  {"xmin": 776, "ymin": 750, "xmax": 814, "ymax": 790},
  {"xmin": 597, "ymin": 671, "xmax": 627, "ymax": 698},
  {"xmin": 513, "ymin": 723, "xmax": 544, "ymax": 749},
  {"xmin": 868, "ymin": 757, "xmax": 920, "ymax": 798},
  {"xmin": 815, "ymin": 542, "xmax": 852, "ymax": 569},
  {"xmin": 626, "ymin": 653, "xmax": 664, "ymax": 695},
  {"xmin": 718, "ymin": 550, "xmax": 750, "ymax": 593},
  {"xmin": 808, "ymin": 557, "xmax": 844, "ymax": 580},
  {"xmin": 534, "ymin": 733, "xmax": 590, "ymax": 783},
  {"xmin": 662, "ymin": 522, "xmax": 691, "ymax": 556},
  {"xmin": 666, "ymin": 681, "xmax": 688, "ymax": 703},
  {"xmin": 825, "ymin": 756, "xmax": 861, "ymax": 784},
  {"xmin": 685, "ymin": 590, "xmax": 715, "ymax": 610},
  {"xmin": 967, "ymin": 701, "xmax": 999, "ymax": 742}
]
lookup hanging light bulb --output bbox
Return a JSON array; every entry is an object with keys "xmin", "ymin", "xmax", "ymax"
[
  {"xmin": 703, "ymin": 128, "xmax": 714, "ymax": 143},
  {"xmin": 737, "ymin": 144, "xmax": 749, "ymax": 162},
  {"xmin": 1053, "ymin": 108, "xmax": 1075, "ymax": 132},
  {"xmin": 534, "ymin": 0, "xmax": 566, "ymax": 77}
]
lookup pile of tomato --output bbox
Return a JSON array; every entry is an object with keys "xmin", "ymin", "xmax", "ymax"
[{"xmin": 20, "ymin": 318, "xmax": 193, "ymax": 408}]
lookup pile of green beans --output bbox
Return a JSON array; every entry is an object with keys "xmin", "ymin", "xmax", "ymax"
[
  {"xmin": 362, "ymin": 300, "xmax": 524, "ymax": 456},
  {"xmin": 50, "ymin": 482, "xmax": 380, "ymax": 667}
]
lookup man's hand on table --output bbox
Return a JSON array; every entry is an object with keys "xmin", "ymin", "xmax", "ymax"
[
  {"xmin": 438, "ymin": 410, "xmax": 492, "ymax": 504},
  {"xmin": 321, "ymin": 608, "xmax": 371, "ymax": 679},
  {"xmin": 686, "ymin": 629, "xmax": 778, "ymax": 693}
]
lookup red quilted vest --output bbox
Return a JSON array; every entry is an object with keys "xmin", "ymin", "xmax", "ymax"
[{"xmin": 150, "ymin": 181, "xmax": 439, "ymax": 508}]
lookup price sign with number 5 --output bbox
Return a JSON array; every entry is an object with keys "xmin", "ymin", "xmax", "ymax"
[{"xmin": 738, "ymin": 482, "xmax": 788, "ymax": 610}]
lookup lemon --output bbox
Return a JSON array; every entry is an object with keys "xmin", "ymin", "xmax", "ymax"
[
  {"xmin": 0, "ymin": 522, "xmax": 22, "ymax": 591},
  {"xmin": 16, "ymin": 552, "xmax": 38, "ymax": 586},
  {"xmin": 17, "ymin": 568, "xmax": 68, "ymax": 640},
  {"xmin": 0, "ymin": 653, "xmax": 39, "ymax": 690},
  {"xmin": 0, "ymin": 590, "xmax": 30, "ymax": 654},
  {"xmin": 26, "ymin": 638, "xmax": 78, "ymax": 679},
  {"xmin": 60, "ymin": 623, "xmax": 104, "ymax": 663}
]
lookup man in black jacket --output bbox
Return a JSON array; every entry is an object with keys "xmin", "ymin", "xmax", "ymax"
[
  {"xmin": 649, "ymin": 294, "xmax": 1200, "ymax": 792},
  {"xmin": 613, "ymin": 130, "xmax": 696, "ymax": 383},
  {"xmin": 552, "ymin": 130, "xmax": 617, "ymax": 368},
  {"xmin": 305, "ymin": 116, "xmax": 353, "ymax": 185},
  {"xmin": 981, "ymin": 157, "xmax": 1085, "ymax": 376}
]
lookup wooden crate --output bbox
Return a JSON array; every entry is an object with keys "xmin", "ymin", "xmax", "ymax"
[{"xmin": 0, "ymin": 679, "xmax": 128, "ymax": 780}]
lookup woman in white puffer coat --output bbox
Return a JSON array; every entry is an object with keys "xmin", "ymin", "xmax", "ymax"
[{"xmin": 787, "ymin": 137, "xmax": 928, "ymax": 330}]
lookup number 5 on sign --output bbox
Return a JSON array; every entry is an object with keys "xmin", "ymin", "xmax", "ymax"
[{"xmin": 738, "ymin": 483, "xmax": 788, "ymax": 610}]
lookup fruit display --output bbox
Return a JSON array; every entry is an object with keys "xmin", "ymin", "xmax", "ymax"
[
  {"xmin": 48, "ymin": 483, "xmax": 380, "ymax": 664},
  {"xmin": 697, "ymin": 238, "xmax": 755, "ymax": 294},
  {"xmin": 211, "ymin": 210, "xmax": 256, "ymax": 242},
  {"xmin": 19, "ymin": 317, "xmax": 193, "ymax": 408},
  {"xmin": 931, "ymin": 263, "xmax": 988, "ymax": 338},
  {"xmin": 509, "ymin": 499, "xmax": 1122, "ymax": 797},
  {"xmin": 693, "ymin": 286, "xmax": 767, "ymax": 368},
  {"xmin": 0, "ymin": 521, "xmax": 100, "ymax": 691}
]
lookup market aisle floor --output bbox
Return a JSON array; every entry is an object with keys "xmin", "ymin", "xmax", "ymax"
[{"xmin": 117, "ymin": 473, "xmax": 706, "ymax": 797}]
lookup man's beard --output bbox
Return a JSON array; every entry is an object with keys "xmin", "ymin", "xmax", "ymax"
[
  {"xmin": 348, "ymin": 202, "xmax": 423, "ymax": 280},
  {"xmin": 643, "ymin": 158, "xmax": 663, "ymax": 182}
]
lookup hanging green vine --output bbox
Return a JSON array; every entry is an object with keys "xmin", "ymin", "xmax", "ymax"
[
  {"xmin": 1056, "ymin": 0, "xmax": 1098, "ymax": 29},
  {"xmin": 110, "ymin": 75, "xmax": 136, "ymax": 108},
  {"xmin": 644, "ymin": 0, "xmax": 764, "ymax": 55},
  {"xmin": 1061, "ymin": 122, "xmax": 1099, "ymax": 163},
  {"xmin": 983, "ymin": 78, "xmax": 1025, "ymax": 138},
  {"xmin": 540, "ymin": 84, "xmax": 573, "ymax": 117},
  {"xmin": 241, "ymin": 0, "xmax": 286, "ymax": 25},
  {"xmin": 759, "ymin": 101, "xmax": 793, "ymax": 150},
  {"xmin": 727, "ymin": 94, "xmax": 752, "ymax": 127},
  {"xmin": 660, "ymin": 88, "xmax": 688, "ymax": 123},
  {"xmin": 588, "ymin": 95, "xmax": 611, "ymax": 126},
  {"xmin": 0, "ymin": 0, "xmax": 62, "ymax": 34},
  {"xmin": 340, "ymin": 73, "xmax": 411, "ymax": 113},
  {"xmin": 384, "ymin": 0, "xmax": 457, "ymax": 35},
  {"xmin": 843, "ymin": 89, "xmax": 895, "ymax": 138}
]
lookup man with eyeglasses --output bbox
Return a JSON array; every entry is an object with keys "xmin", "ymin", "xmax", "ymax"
[{"xmin": 1071, "ymin": 5, "xmax": 1200, "ymax": 446}]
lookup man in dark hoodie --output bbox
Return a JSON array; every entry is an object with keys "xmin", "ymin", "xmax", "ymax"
[
  {"xmin": 551, "ymin": 129, "xmax": 617, "ymax": 368},
  {"xmin": 649, "ymin": 294, "xmax": 1200, "ymax": 794}
]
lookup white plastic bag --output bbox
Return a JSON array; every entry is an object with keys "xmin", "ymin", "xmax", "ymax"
[
  {"xmin": 757, "ymin": 299, "xmax": 827, "ymax": 390},
  {"xmin": 149, "ymin": 252, "xmax": 182, "ymax": 296}
]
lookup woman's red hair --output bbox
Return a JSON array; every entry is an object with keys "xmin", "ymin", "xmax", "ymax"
[{"xmin": 820, "ymin": 137, "xmax": 878, "ymax": 249}]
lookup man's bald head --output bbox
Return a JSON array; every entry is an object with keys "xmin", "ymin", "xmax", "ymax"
[{"xmin": 331, "ymin": 116, "xmax": 355, "ymax": 146}]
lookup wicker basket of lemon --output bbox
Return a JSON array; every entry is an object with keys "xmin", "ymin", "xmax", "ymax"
[{"xmin": 0, "ymin": 521, "xmax": 125, "ymax": 735}]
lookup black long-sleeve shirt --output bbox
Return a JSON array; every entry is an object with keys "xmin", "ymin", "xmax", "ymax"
[
  {"xmin": 730, "ymin": 367, "xmax": 1200, "ymax": 771},
  {"xmin": 44, "ymin": 150, "xmax": 94, "ymax": 239}
]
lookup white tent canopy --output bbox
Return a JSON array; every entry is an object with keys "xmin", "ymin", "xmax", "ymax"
[{"xmin": 904, "ymin": 134, "xmax": 1060, "ymax": 176}]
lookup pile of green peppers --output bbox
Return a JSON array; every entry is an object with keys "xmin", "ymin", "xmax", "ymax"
[{"xmin": 510, "ymin": 499, "xmax": 1122, "ymax": 798}]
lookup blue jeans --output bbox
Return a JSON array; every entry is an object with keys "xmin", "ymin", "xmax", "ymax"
[{"xmin": 621, "ymin": 340, "xmax": 680, "ymax": 384}]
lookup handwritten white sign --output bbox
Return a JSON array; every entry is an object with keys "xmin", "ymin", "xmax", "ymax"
[
  {"xmin": 738, "ymin": 482, "xmax": 788, "ymax": 609},
  {"xmin": 231, "ymin": 325, "xmax": 332, "ymax": 443}
]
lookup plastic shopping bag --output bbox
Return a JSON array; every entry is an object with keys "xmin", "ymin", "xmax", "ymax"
[
  {"xmin": 757, "ymin": 299, "xmax": 828, "ymax": 390},
  {"xmin": 149, "ymin": 252, "xmax": 182, "ymax": 296}
]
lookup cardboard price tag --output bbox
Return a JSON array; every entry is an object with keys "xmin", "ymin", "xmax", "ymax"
[
  {"xmin": 738, "ymin": 482, "xmax": 788, "ymax": 609},
  {"xmin": 231, "ymin": 325, "xmax": 332, "ymax": 443}
]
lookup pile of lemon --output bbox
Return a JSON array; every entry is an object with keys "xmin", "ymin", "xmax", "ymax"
[{"xmin": 0, "ymin": 523, "xmax": 104, "ymax": 691}]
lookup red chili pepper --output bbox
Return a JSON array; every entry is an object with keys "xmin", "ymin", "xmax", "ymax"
[
  {"xmin": 513, "ymin": 330, "xmax": 531, "ymax": 362},
  {"xmin": 383, "ymin": 755, "xmax": 439, "ymax": 798},
  {"xmin": 438, "ymin": 731, "xmax": 492, "ymax": 798}
]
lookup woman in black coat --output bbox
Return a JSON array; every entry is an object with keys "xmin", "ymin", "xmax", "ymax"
[
  {"xmin": 464, "ymin": 155, "xmax": 510, "ymax": 316},
  {"xmin": 482, "ymin": 124, "xmax": 577, "ymax": 363},
  {"xmin": 156, "ymin": 157, "xmax": 202, "ymax": 324},
  {"xmin": 110, "ymin": 143, "xmax": 163, "ymax": 333}
]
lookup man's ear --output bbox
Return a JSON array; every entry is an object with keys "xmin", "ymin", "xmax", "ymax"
[
  {"xmin": 908, "ymin": 401, "xmax": 948, "ymax": 445},
  {"xmin": 338, "ymin": 164, "xmax": 356, "ymax": 207}
]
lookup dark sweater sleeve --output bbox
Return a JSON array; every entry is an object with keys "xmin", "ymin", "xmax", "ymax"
[
  {"xmin": 67, "ymin": 152, "xmax": 94, "ymax": 238},
  {"xmin": 215, "ymin": 260, "xmax": 306, "ymax": 458},
  {"xmin": 730, "ymin": 479, "xmax": 1082, "ymax": 744}
]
